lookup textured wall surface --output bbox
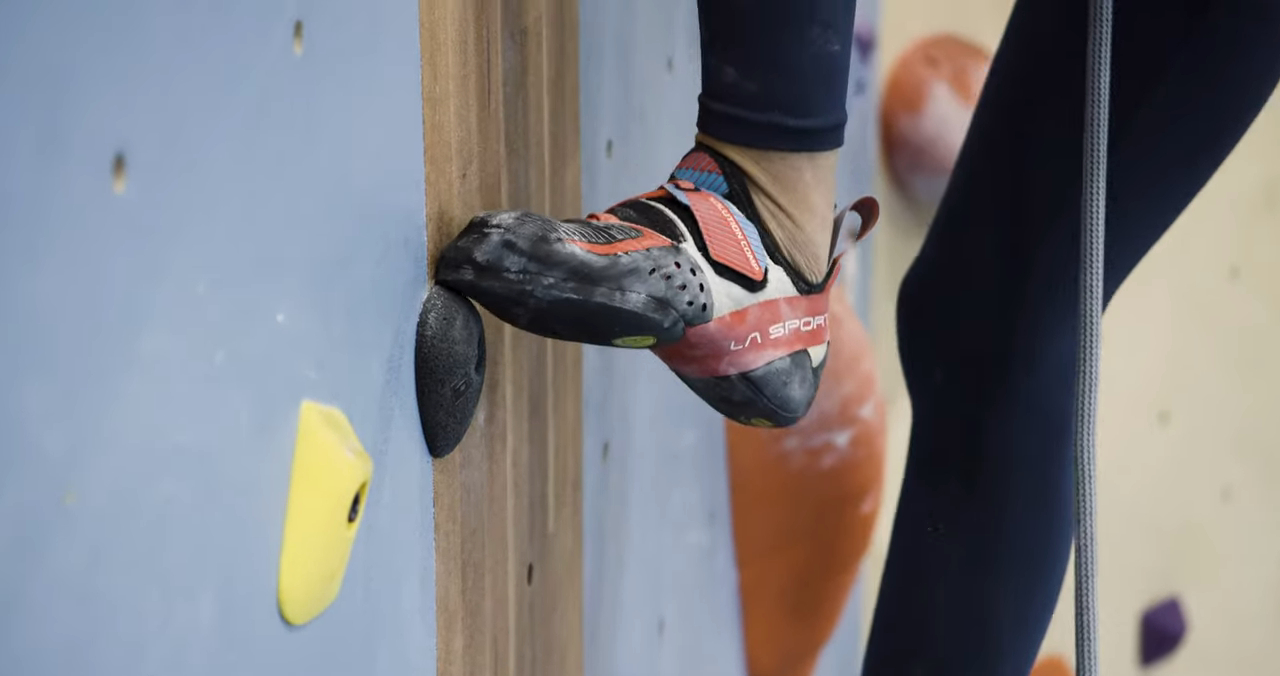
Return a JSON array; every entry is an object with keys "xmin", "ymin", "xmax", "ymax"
[
  {"xmin": 0, "ymin": 2, "xmax": 435, "ymax": 673},
  {"xmin": 578, "ymin": 0, "xmax": 880, "ymax": 673}
]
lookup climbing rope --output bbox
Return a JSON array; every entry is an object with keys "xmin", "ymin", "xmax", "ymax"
[{"xmin": 1075, "ymin": 0, "xmax": 1112, "ymax": 673}]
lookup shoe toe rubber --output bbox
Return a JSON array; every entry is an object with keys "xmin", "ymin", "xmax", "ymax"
[
  {"xmin": 680, "ymin": 351, "xmax": 825, "ymax": 428},
  {"xmin": 435, "ymin": 210, "xmax": 687, "ymax": 347}
]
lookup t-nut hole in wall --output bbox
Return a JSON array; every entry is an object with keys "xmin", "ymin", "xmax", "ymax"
[
  {"xmin": 347, "ymin": 482, "xmax": 367, "ymax": 525},
  {"xmin": 526, "ymin": 562, "xmax": 534, "ymax": 586},
  {"xmin": 111, "ymin": 152, "xmax": 127, "ymax": 195},
  {"xmin": 293, "ymin": 20, "xmax": 304, "ymax": 56}
]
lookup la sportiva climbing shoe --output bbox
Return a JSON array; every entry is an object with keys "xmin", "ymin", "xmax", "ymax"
[{"xmin": 435, "ymin": 143, "xmax": 878, "ymax": 428}]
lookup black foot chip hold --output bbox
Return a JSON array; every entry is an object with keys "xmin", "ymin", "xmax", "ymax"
[{"xmin": 414, "ymin": 284, "xmax": 486, "ymax": 459}]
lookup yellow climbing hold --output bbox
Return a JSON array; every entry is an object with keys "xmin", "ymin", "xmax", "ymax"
[
  {"xmin": 612, "ymin": 335, "xmax": 658, "ymax": 348},
  {"xmin": 278, "ymin": 399, "xmax": 373, "ymax": 626}
]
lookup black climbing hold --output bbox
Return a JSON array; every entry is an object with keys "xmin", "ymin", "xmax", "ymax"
[
  {"xmin": 1140, "ymin": 596, "xmax": 1186, "ymax": 667},
  {"xmin": 414, "ymin": 285, "xmax": 486, "ymax": 459}
]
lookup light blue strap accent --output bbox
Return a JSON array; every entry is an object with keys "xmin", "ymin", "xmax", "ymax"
[{"xmin": 670, "ymin": 167, "xmax": 729, "ymax": 195}]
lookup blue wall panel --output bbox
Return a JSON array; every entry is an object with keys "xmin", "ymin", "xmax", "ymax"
[{"xmin": 0, "ymin": 2, "xmax": 434, "ymax": 673}]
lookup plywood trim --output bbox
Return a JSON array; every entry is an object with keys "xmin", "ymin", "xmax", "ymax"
[{"xmin": 420, "ymin": 0, "xmax": 583, "ymax": 672}]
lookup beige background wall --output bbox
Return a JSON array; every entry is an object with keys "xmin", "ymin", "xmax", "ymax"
[{"xmin": 860, "ymin": 1, "xmax": 1280, "ymax": 673}]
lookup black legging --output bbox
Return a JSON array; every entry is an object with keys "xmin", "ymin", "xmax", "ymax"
[{"xmin": 697, "ymin": 0, "xmax": 1280, "ymax": 673}]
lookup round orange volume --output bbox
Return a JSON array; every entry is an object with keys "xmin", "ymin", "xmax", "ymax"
[{"xmin": 881, "ymin": 33, "xmax": 992, "ymax": 206}]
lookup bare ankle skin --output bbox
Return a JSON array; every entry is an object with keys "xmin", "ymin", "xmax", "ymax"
[{"xmin": 697, "ymin": 133, "xmax": 840, "ymax": 284}]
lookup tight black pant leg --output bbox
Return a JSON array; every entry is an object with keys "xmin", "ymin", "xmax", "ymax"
[
  {"xmin": 864, "ymin": 1, "xmax": 1280, "ymax": 673},
  {"xmin": 696, "ymin": 0, "xmax": 858, "ymax": 151}
]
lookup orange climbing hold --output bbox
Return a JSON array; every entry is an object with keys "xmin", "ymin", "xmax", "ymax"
[
  {"xmin": 725, "ymin": 282, "xmax": 886, "ymax": 676},
  {"xmin": 881, "ymin": 33, "xmax": 992, "ymax": 206},
  {"xmin": 1030, "ymin": 654, "xmax": 1074, "ymax": 676}
]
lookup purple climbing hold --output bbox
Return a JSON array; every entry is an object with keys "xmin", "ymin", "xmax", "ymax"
[
  {"xmin": 1140, "ymin": 596, "xmax": 1187, "ymax": 667},
  {"xmin": 853, "ymin": 23, "xmax": 876, "ymax": 64}
]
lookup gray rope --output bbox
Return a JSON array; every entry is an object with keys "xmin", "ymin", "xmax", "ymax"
[{"xmin": 1075, "ymin": 0, "xmax": 1112, "ymax": 672}]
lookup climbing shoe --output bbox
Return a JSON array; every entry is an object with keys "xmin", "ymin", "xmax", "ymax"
[{"xmin": 435, "ymin": 143, "xmax": 878, "ymax": 428}]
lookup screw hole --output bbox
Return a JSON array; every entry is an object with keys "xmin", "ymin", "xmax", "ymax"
[
  {"xmin": 347, "ymin": 483, "xmax": 366, "ymax": 524},
  {"xmin": 701, "ymin": 302, "xmax": 707, "ymax": 312},
  {"xmin": 678, "ymin": 283, "xmax": 686, "ymax": 291},
  {"xmin": 648, "ymin": 268, "xmax": 656, "ymax": 275},
  {"xmin": 292, "ymin": 20, "xmax": 304, "ymax": 56},
  {"xmin": 698, "ymin": 283, "xmax": 704, "ymax": 292},
  {"xmin": 605, "ymin": 139, "xmax": 613, "ymax": 159},
  {"xmin": 111, "ymin": 153, "xmax": 127, "ymax": 195},
  {"xmin": 664, "ymin": 275, "xmax": 671, "ymax": 281},
  {"xmin": 690, "ymin": 268, "xmax": 697, "ymax": 277},
  {"xmin": 674, "ymin": 261, "xmax": 681, "ymax": 269},
  {"xmin": 526, "ymin": 563, "xmax": 534, "ymax": 586},
  {"xmin": 686, "ymin": 301, "xmax": 694, "ymax": 307}
]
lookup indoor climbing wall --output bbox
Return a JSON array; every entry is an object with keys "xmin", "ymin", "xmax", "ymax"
[
  {"xmin": 1, "ymin": 0, "xmax": 889, "ymax": 673},
  {"xmin": 866, "ymin": 0, "xmax": 1280, "ymax": 674},
  {"xmin": 0, "ymin": 2, "xmax": 435, "ymax": 673},
  {"xmin": 578, "ymin": 0, "xmax": 881, "ymax": 674}
]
